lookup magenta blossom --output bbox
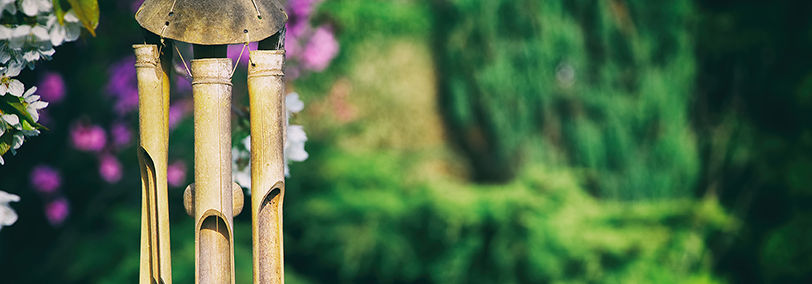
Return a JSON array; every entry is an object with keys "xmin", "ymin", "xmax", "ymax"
[
  {"xmin": 111, "ymin": 123, "xmax": 133, "ymax": 147},
  {"xmin": 70, "ymin": 123, "xmax": 107, "ymax": 152},
  {"xmin": 167, "ymin": 160, "xmax": 187, "ymax": 187},
  {"xmin": 106, "ymin": 56, "xmax": 139, "ymax": 116},
  {"xmin": 30, "ymin": 165, "xmax": 61, "ymax": 194},
  {"xmin": 99, "ymin": 155, "xmax": 123, "ymax": 184},
  {"xmin": 227, "ymin": 42, "xmax": 258, "ymax": 67},
  {"xmin": 301, "ymin": 25, "xmax": 339, "ymax": 72},
  {"xmin": 290, "ymin": 0, "xmax": 322, "ymax": 18},
  {"xmin": 45, "ymin": 198, "xmax": 69, "ymax": 226},
  {"xmin": 38, "ymin": 72, "xmax": 66, "ymax": 103}
]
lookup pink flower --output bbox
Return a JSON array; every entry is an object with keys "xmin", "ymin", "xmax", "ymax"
[
  {"xmin": 289, "ymin": 0, "xmax": 321, "ymax": 18},
  {"xmin": 30, "ymin": 165, "xmax": 61, "ymax": 194},
  {"xmin": 99, "ymin": 155, "xmax": 122, "ymax": 184},
  {"xmin": 110, "ymin": 123, "xmax": 132, "ymax": 147},
  {"xmin": 45, "ymin": 198, "xmax": 69, "ymax": 226},
  {"xmin": 38, "ymin": 72, "xmax": 66, "ymax": 103},
  {"xmin": 70, "ymin": 122, "xmax": 107, "ymax": 152},
  {"xmin": 227, "ymin": 42, "xmax": 257, "ymax": 67},
  {"xmin": 167, "ymin": 160, "xmax": 187, "ymax": 187},
  {"xmin": 301, "ymin": 25, "xmax": 339, "ymax": 72}
]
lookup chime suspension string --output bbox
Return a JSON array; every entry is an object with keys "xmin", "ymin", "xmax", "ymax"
[
  {"xmin": 232, "ymin": 33, "xmax": 251, "ymax": 77},
  {"xmin": 249, "ymin": 0, "xmax": 261, "ymax": 19},
  {"xmin": 174, "ymin": 43, "xmax": 192, "ymax": 79}
]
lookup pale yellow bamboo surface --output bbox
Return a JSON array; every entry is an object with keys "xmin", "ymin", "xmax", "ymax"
[
  {"xmin": 191, "ymin": 58, "xmax": 236, "ymax": 284},
  {"xmin": 133, "ymin": 44, "xmax": 172, "ymax": 284},
  {"xmin": 248, "ymin": 50, "xmax": 286, "ymax": 284}
]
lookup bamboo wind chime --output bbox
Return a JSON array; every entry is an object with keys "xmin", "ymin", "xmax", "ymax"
[{"xmin": 132, "ymin": 0, "xmax": 289, "ymax": 283}]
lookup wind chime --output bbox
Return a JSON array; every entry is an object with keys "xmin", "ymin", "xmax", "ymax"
[{"xmin": 132, "ymin": 0, "xmax": 288, "ymax": 283}]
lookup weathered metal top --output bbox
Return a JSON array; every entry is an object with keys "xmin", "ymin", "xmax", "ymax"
[{"xmin": 135, "ymin": 0, "xmax": 288, "ymax": 45}]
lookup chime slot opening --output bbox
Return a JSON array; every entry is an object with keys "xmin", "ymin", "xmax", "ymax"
[
  {"xmin": 198, "ymin": 214, "xmax": 232, "ymax": 284},
  {"xmin": 257, "ymin": 187, "xmax": 282, "ymax": 282},
  {"xmin": 138, "ymin": 147, "xmax": 162, "ymax": 280}
]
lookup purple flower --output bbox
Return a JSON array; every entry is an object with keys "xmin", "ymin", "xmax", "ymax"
[
  {"xmin": 130, "ymin": 0, "xmax": 145, "ymax": 13},
  {"xmin": 70, "ymin": 123, "xmax": 107, "ymax": 152},
  {"xmin": 167, "ymin": 160, "xmax": 187, "ymax": 187},
  {"xmin": 301, "ymin": 25, "xmax": 339, "ymax": 72},
  {"xmin": 174, "ymin": 75, "xmax": 191, "ymax": 94},
  {"xmin": 38, "ymin": 72, "xmax": 66, "ymax": 103},
  {"xmin": 168, "ymin": 99, "xmax": 192, "ymax": 130},
  {"xmin": 99, "ymin": 154, "xmax": 123, "ymax": 184},
  {"xmin": 111, "ymin": 123, "xmax": 132, "ymax": 147},
  {"xmin": 30, "ymin": 165, "xmax": 61, "ymax": 194},
  {"xmin": 227, "ymin": 42, "xmax": 257, "ymax": 67},
  {"xmin": 106, "ymin": 56, "xmax": 139, "ymax": 116},
  {"xmin": 45, "ymin": 198, "xmax": 69, "ymax": 226}
]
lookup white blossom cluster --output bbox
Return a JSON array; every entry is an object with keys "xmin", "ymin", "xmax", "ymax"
[
  {"xmin": 0, "ymin": 190, "xmax": 19, "ymax": 231},
  {"xmin": 1, "ymin": 1, "xmax": 79, "ymax": 163},
  {"xmin": 0, "ymin": 0, "xmax": 83, "ymax": 230},
  {"xmin": 1, "ymin": 1, "xmax": 81, "ymax": 70},
  {"xmin": 233, "ymin": 92, "xmax": 309, "ymax": 192}
]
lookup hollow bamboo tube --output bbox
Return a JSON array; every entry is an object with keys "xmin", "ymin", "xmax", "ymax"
[
  {"xmin": 134, "ymin": 44, "xmax": 172, "ymax": 284},
  {"xmin": 248, "ymin": 50, "xmax": 286, "ymax": 284},
  {"xmin": 191, "ymin": 58, "xmax": 235, "ymax": 284}
]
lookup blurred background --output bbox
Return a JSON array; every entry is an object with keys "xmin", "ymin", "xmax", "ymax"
[{"xmin": 1, "ymin": 0, "xmax": 811, "ymax": 283}]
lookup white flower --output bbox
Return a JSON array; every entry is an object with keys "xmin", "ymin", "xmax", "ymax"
[
  {"xmin": 286, "ymin": 92, "xmax": 305, "ymax": 119},
  {"xmin": 0, "ymin": 77, "xmax": 24, "ymax": 96},
  {"xmin": 285, "ymin": 125, "xmax": 308, "ymax": 161},
  {"xmin": 10, "ymin": 132, "xmax": 23, "ymax": 149},
  {"xmin": 0, "ymin": 24, "xmax": 11, "ymax": 40},
  {"xmin": 232, "ymin": 93, "xmax": 309, "ymax": 190},
  {"xmin": 232, "ymin": 137, "xmax": 252, "ymax": 190},
  {"xmin": 283, "ymin": 92, "xmax": 308, "ymax": 176},
  {"xmin": 47, "ymin": 10, "xmax": 81, "ymax": 46},
  {"xmin": 0, "ymin": 0, "xmax": 16, "ymax": 19},
  {"xmin": 23, "ymin": 86, "xmax": 46, "ymax": 122},
  {"xmin": 0, "ymin": 61, "xmax": 22, "ymax": 76},
  {"xmin": 0, "ymin": 63, "xmax": 24, "ymax": 96},
  {"xmin": 2, "ymin": 114, "xmax": 20, "ymax": 128},
  {"xmin": 19, "ymin": 0, "xmax": 51, "ymax": 17},
  {"xmin": 7, "ymin": 24, "xmax": 55, "ymax": 66},
  {"xmin": 0, "ymin": 190, "xmax": 20, "ymax": 230}
]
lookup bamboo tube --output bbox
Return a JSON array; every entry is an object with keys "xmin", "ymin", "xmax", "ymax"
[
  {"xmin": 191, "ymin": 58, "xmax": 235, "ymax": 284},
  {"xmin": 247, "ymin": 49, "xmax": 286, "ymax": 284},
  {"xmin": 133, "ymin": 44, "xmax": 172, "ymax": 284}
]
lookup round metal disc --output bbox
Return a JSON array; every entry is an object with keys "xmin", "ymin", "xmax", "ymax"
[{"xmin": 135, "ymin": 0, "xmax": 288, "ymax": 45}]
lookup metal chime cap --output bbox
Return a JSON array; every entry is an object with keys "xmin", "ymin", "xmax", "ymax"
[{"xmin": 135, "ymin": 0, "xmax": 288, "ymax": 45}]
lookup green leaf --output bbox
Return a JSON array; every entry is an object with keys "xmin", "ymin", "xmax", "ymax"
[
  {"xmin": 0, "ymin": 100, "xmax": 47, "ymax": 130},
  {"xmin": 53, "ymin": 0, "xmax": 65, "ymax": 25},
  {"xmin": 67, "ymin": 0, "xmax": 99, "ymax": 36},
  {"xmin": 0, "ymin": 133, "xmax": 11, "ymax": 156}
]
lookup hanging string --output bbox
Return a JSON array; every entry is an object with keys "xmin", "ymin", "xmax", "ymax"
[
  {"xmin": 174, "ymin": 43, "xmax": 193, "ymax": 78},
  {"xmin": 231, "ymin": 32, "xmax": 252, "ymax": 77},
  {"xmin": 249, "ymin": 0, "xmax": 262, "ymax": 19},
  {"xmin": 231, "ymin": 43, "xmax": 248, "ymax": 78}
]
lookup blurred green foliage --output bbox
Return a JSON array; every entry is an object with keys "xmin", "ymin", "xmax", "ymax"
[
  {"xmin": 3, "ymin": 0, "xmax": 812, "ymax": 283},
  {"xmin": 281, "ymin": 145, "xmax": 733, "ymax": 283},
  {"xmin": 431, "ymin": 0, "xmax": 699, "ymax": 199},
  {"xmin": 40, "ymin": 144, "xmax": 734, "ymax": 283}
]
